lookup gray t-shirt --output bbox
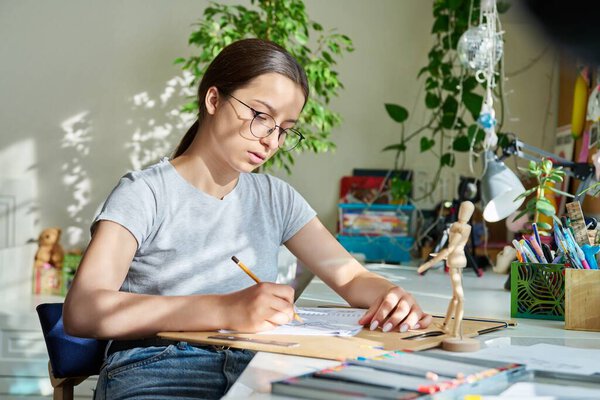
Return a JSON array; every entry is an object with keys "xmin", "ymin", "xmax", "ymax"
[{"xmin": 93, "ymin": 158, "xmax": 316, "ymax": 296}]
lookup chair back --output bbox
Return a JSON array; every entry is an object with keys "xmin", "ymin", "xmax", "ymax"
[{"xmin": 36, "ymin": 303, "xmax": 107, "ymax": 378}]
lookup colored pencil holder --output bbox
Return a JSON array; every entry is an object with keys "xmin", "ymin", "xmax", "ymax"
[
  {"xmin": 510, "ymin": 262, "xmax": 565, "ymax": 321},
  {"xmin": 565, "ymin": 269, "xmax": 600, "ymax": 331}
]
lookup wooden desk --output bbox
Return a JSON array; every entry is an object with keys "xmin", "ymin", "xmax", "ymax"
[{"xmin": 224, "ymin": 263, "xmax": 600, "ymax": 399}]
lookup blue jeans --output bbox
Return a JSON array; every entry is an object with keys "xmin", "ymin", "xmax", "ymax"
[{"xmin": 94, "ymin": 342, "xmax": 254, "ymax": 399}]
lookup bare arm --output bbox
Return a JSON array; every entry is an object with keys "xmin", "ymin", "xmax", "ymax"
[
  {"xmin": 285, "ymin": 217, "xmax": 431, "ymax": 330},
  {"xmin": 63, "ymin": 221, "xmax": 296, "ymax": 339}
]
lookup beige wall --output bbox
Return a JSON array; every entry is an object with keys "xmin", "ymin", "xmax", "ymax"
[{"xmin": 0, "ymin": 0, "xmax": 558, "ymax": 248}]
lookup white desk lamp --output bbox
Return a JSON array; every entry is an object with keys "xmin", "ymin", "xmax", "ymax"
[
  {"xmin": 480, "ymin": 150, "xmax": 526, "ymax": 223},
  {"xmin": 480, "ymin": 139, "xmax": 596, "ymax": 223}
]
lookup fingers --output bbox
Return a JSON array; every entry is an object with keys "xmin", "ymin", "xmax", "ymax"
[
  {"xmin": 259, "ymin": 282, "xmax": 295, "ymax": 304},
  {"xmin": 365, "ymin": 287, "xmax": 429, "ymax": 332},
  {"xmin": 381, "ymin": 298, "xmax": 414, "ymax": 332},
  {"xmin": 268, "ymin": 294, "xmax": 295, "ymax": 321},
  {"xmin": 363, "ymin": 288, "xmax": 400, "ymax": 332},
  {"xmin": 416, "ymin": 312, "xmax": 433, "ymax": 329},
  {"xmin": 358, "ymin": 302, "xmax": 378, "ymax": 325},
  {"xmin": 254, "ymin": 282, "xmax": 295, "ymax": 326},
  {"xmin": 365, "ymin": 290, "xmax": 403, "ymax": 331}
]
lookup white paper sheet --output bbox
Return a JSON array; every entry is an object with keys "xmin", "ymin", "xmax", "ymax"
[
  {"xmin": 453, "ymin": 343, "xmax": 600, "ymax": 376},
  {"xmin": 221, "ymin": 307, "xmax": 365, "ymax": 336},
  {"xmin": 262, "ymin": 307, "xmax": 364, "ymax": 336},
  {"xmin": 500, "ymin": 382, "xmax": 600, "ymax": 399}
]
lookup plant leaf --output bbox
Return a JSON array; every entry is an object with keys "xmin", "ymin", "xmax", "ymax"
[
  {"xmin": 462, "ymin": 91, "xmax": 483, "ymax": 120},
  {"xmin": 441, "ymin": 152, "xmax": 455, "ymax": 167},
  {"xmin": 514, "ymin": 187, "xmax": 536, "ymax": 200},
  {"xmin": 382, "ymin": 143, "xmax": 406, "ymax": 152},
  {"xmin": 420, "ymin": 137, "xmax": 435, "ymax": 152},
  {"xmin": 452, "ymin": 135, "xmax": 471, "ymax": 152},
  {"xmin": 385, "ymin": 103, "xmax": 409, "ymax": 123},
  {"xmin": 512, "ymin": 208, "xmax": 530, "ymax": 222},
  {"xmin": 548, "ymin": 186, "xmax": 574, "ymax": 197},
  {"xmin": 536, "ymin": 199, "xmax": 556, "ymax": 216},
  {"xmin": 432, "ymin": 15, "xmax": 449, "ymax": 33},
  {"xmin": 425, "ymin": 92, "xmax": 441, "ymax": 109}
]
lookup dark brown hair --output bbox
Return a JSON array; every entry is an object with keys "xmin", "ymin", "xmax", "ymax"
[{"xmin": 173, "ymin": 38, "xmax": 309, "ymax": 157}]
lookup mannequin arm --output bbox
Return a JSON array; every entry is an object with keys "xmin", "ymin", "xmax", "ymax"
[{"xmin": 417, "ymin": 246, "xmax": 453, "ymax": 274}]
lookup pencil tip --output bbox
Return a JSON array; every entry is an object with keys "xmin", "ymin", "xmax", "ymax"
[{"xmin": 231, "ymin": 256, "xmax": 239, "ymax": 263}]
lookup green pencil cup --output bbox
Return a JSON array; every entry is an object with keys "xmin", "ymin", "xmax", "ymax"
[{"xmin": 510, "ymin": 262, "xmax": 565, "ymax": 321}]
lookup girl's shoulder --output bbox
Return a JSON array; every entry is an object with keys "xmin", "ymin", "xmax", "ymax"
[
  {"xmin": 116, "ymin": 158, "xmax": 172, "ymax": 196},
  {"xmin": 125, "ymin": 157, "xmax": 171, "ymax": 181}
]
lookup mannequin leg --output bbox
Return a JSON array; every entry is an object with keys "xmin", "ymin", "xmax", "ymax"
[
  {"xmin": 442, "ymin": 295, "xmax": 457, "ymax": 332},
  {"xmin": 443, "ymin": 267, "xmax": 459, "ymax": 332},
  {"xmin": 451, "ymin": 270, "xmax": 465, "ymax": 338}
]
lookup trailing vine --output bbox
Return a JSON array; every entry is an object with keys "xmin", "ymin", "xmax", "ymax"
[{"xmin": 383, "ymin": 0, "xmax": 510, "ymax": 201}]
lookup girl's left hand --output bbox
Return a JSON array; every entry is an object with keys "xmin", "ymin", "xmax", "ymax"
[{"xmin": 358, "ymin": 287, "xmax": 432, "ymax": 332}]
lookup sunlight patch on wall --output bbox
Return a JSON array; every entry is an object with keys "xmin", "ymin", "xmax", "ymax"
[
  {"xmin": 126, "ymin": 72, "xmax": 196, "ymax": 170},
  {"xmin": 0, "ymin": 139, "xmax": 38, "ymax": 247},
  {"xmin": 60, "ymin": 111, "xmax": 93, "ymax": 246}
]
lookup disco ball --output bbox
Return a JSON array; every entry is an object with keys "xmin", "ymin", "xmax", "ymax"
[{"xmin": 457, "ymin": 25, "xmax": 503, "ymax": 71}]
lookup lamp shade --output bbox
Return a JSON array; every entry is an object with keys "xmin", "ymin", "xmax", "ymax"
[{"xmin": 480, "ymin": 151, "xmax": 526, "ymax": 222}]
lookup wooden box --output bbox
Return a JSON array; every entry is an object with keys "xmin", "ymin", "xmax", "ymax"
[{"xmin": 565, "ymin": 269, "xmax": 600, "ymax": 332}]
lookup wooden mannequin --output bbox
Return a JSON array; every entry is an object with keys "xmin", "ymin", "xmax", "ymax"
[{"xmin": 417, "ymin": 201, "xmax": 480, "ymax": 352}]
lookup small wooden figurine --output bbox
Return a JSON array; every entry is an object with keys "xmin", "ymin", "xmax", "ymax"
[
  {"xmin": 417, "ymin": 201, "xmax": 480, "ymax": 352},
  {"xmin": 33, "ymin": 227, "xmax": 64, "ymax": 295}
]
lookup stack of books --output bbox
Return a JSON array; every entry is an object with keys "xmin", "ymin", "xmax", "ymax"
[{"xmin": 271, "ymin": 350, "xmax": 525, "ymax": 399}]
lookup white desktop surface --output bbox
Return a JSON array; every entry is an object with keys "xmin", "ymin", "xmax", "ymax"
[{"xmin": 224, "ymin": 264, "xmax": 600, "ymax": 399}]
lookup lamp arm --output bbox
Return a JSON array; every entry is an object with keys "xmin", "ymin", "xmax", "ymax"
[{"xmin": 503, "ymin": 138, "xmax": 595, "ymax": 181}]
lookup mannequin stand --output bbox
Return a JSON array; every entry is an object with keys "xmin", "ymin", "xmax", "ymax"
[{"xmin": 442, "ymin": 336, "xmax": 480, "ymax": 352}]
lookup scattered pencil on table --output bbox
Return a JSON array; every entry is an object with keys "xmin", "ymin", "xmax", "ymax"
[{"xmin": 230, "ymin": 256, "xmax": 303, "ymax": 322}]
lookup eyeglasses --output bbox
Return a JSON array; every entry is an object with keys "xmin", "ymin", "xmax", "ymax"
[{"xmin": 225, "ymin": 93, "xmax": 304, "ymax": 151}]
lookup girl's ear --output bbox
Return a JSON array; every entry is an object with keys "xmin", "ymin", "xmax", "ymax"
[{"xmin": 205, "ymin": 86, "xmax": 220, "ymax": 115}]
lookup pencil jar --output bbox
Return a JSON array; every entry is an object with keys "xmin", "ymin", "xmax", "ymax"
[
  {"xmin": 510, "ymin": 262, "xmax": 565, "ymax": 320},
  {"xmin": 565, "ymin": 269, "xmax": 600, "ymax": 331}
]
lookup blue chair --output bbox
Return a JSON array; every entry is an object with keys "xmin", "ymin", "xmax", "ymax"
[{"xmin": 36, "ymin": 303, "xmax": 107, "ymax": 400}]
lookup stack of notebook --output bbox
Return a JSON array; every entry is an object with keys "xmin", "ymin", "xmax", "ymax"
[{"xmin": 271, "ymin": 350, "xmax": 525, "ymax": 399}]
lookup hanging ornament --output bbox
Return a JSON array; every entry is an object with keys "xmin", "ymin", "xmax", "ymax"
[
  {"xmin": 457, "ymin": 25, "xmax": 503, "ymax": 74},
  {"xmin": 478, "ymin": 92, "xmax": 498, "ymax": 149},
  {"xmin": 457, "ymin": 0, "xmax": 504, "ymax": 151}
]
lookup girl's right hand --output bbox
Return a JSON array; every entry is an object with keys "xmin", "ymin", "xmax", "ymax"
[{"xmin": 222, "ymin": 282, "xmax": 296, "ymax": 332}]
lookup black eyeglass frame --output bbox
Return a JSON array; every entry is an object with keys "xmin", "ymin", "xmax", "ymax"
[{"xmin": 222, "ymin": 91, "xmax": 305, "ymax": 151}]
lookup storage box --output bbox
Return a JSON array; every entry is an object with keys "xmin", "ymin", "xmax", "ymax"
[
  {"xmin": 337, "ymin": 235, "xmax": 414, "ymax": 263},
  {"xmin": 338, "ymin": 203, "xmax": 414, "ymax": 236},
  {"xmin": 510, "ymin": 262, "xmax": 565, "ymax": 321},
  {"xmin": 565, "ymin": 269, "xmax": 600, "ymax": 331}
]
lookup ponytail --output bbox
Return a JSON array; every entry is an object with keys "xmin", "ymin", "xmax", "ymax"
[{"xmin": 173, "ymin": 120, "xmax": 199, "ymax": 158}]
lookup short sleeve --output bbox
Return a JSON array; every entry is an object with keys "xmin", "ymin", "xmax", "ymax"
[
  {"xmin": 274, "ymin": 178, "xmax": 317, "ymax": 243},
  {"xmin": 92, "ymin": 172, "xmax": 158, "ymax": 248}
]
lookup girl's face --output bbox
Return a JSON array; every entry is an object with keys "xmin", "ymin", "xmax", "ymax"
[{"xmin": 205, "ymin": 73, "xmax": 305, "ymax": 173}]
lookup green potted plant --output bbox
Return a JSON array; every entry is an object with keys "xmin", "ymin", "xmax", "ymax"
[
  {"xmin": 513, "ymin": 159, "xmax": 573, "ymax": 230},
  {"xmin": 389, "ymin": 176, "xmax": 412, "ymax": 205},
  {"xmin": 174, "ymin": 0, "xmax": 353, "ymax": 173}
]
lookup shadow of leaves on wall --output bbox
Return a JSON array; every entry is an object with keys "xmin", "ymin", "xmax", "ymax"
[
  {"xmin": 58, "ymin": 73, "xmax": 195, "ymax": 248},
  {"xmin": 60, "ymin": 111, "xmax": 93, "ymax": 247},
  {"xmin": 125, "ymin": 71, "xmax": 196, "ymax": 170}
]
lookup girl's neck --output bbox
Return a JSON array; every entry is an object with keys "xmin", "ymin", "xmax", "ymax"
[{"xmin": 170, "ymin": 151, "xmax": 239, "ymax": 200}]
